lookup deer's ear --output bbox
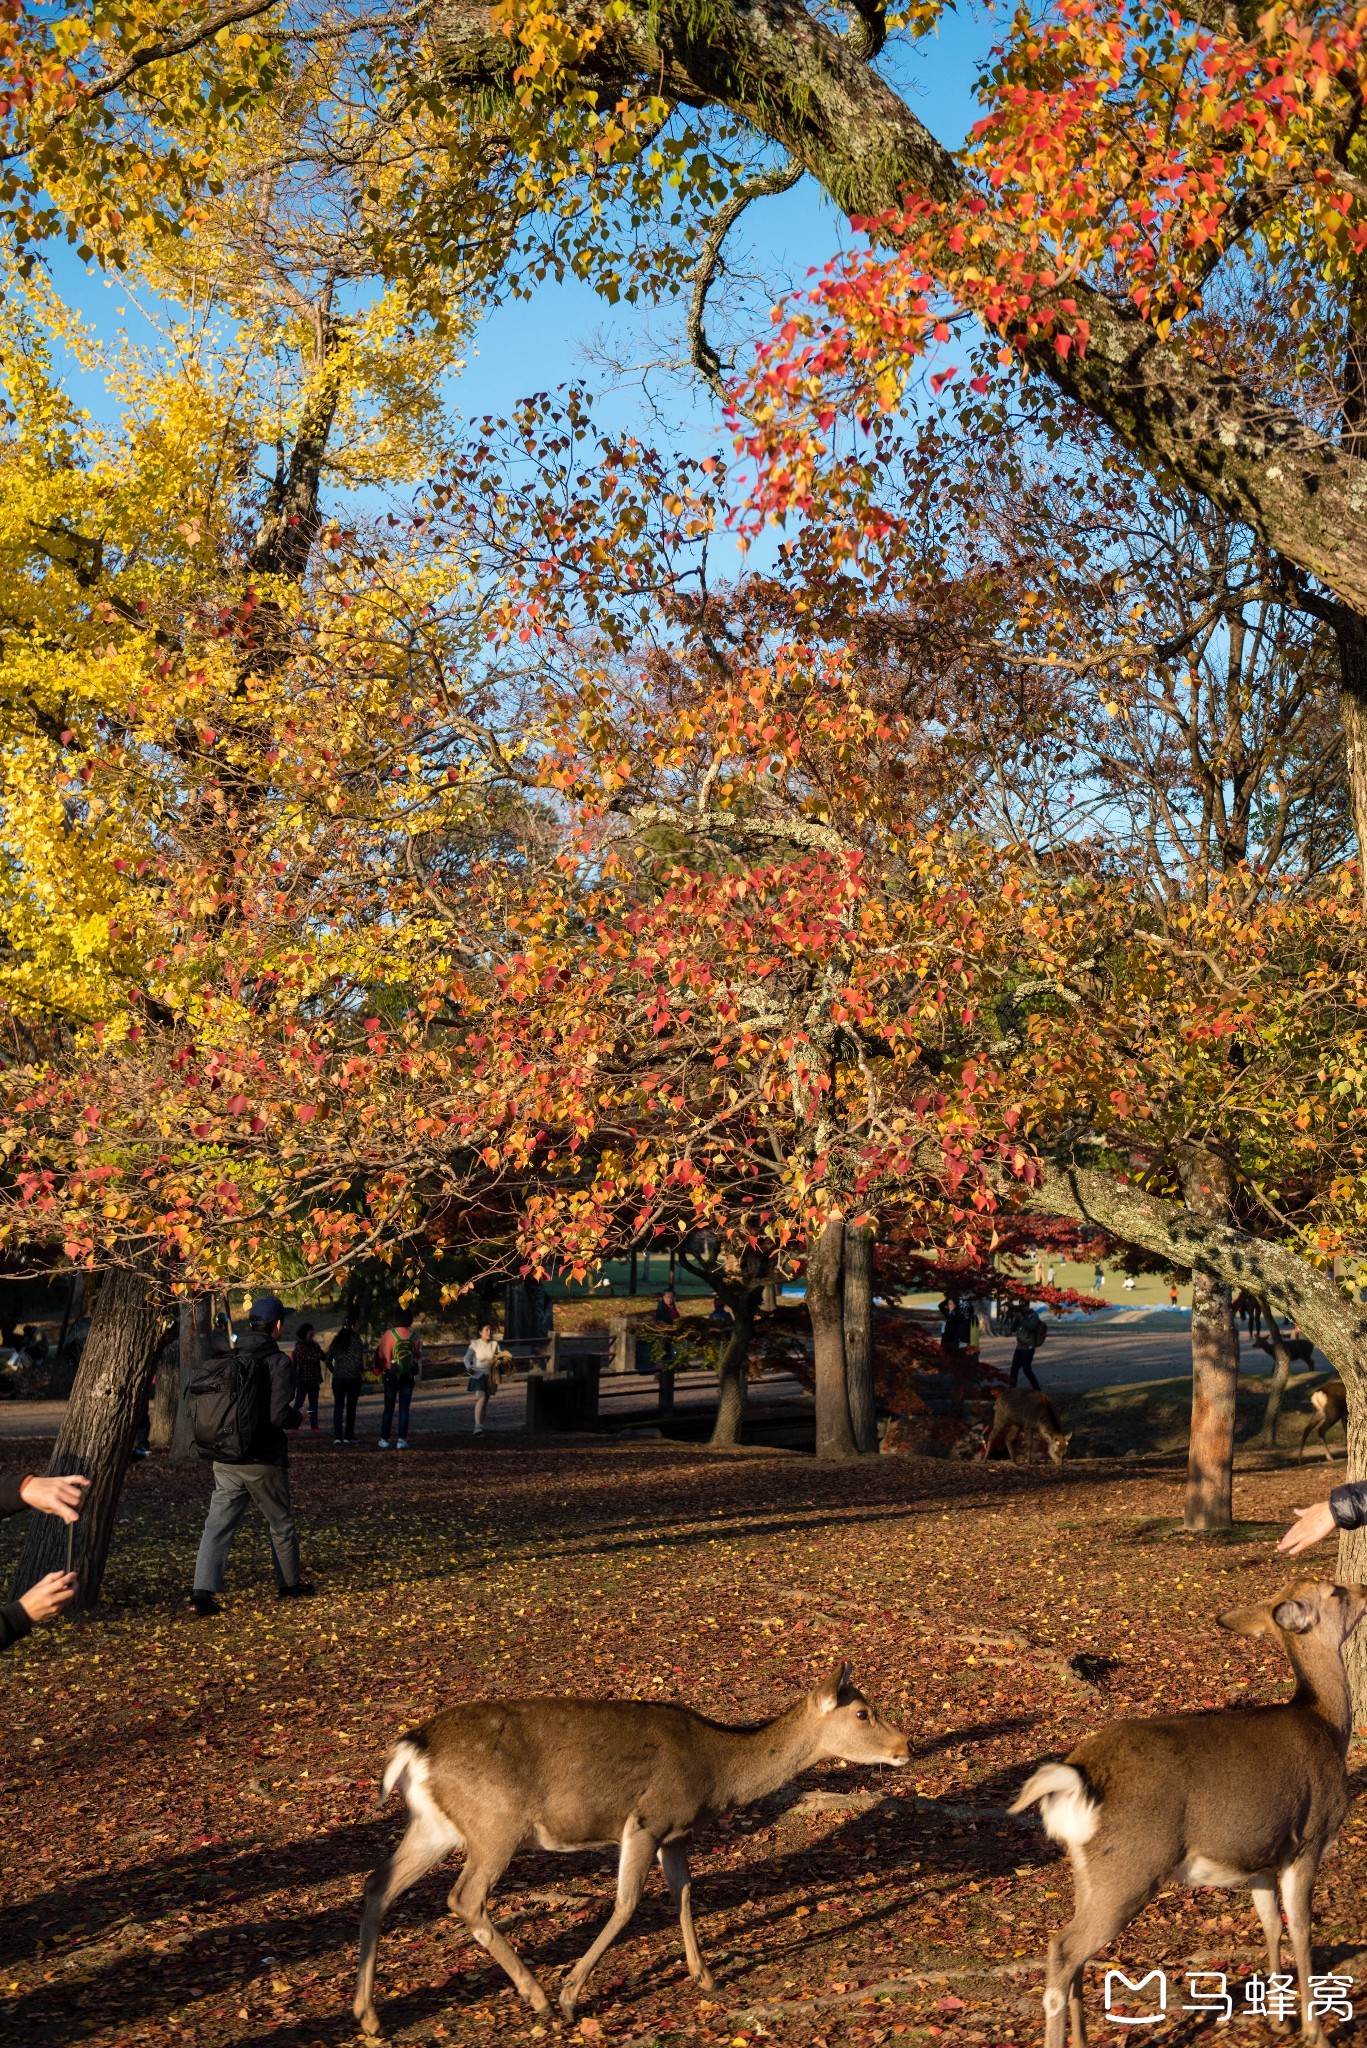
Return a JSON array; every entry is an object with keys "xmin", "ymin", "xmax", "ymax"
[
  {"xmin": 1218, "ymin": 1602, "xmax": 1278, "ymax": 1638},
  {"xmin": 814, "ymin": 1660, "xmax": 853, "ymax": 1712},
  {"xmin": 1271, "ymin": 1598, "xmax": 1316, "ymax": 1635}
]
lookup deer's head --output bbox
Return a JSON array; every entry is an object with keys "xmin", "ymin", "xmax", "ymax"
[
  {"xmin": 808, "ymin": 1661, "xmax": 909, "ymax": 1766},
  {"xmin": 1220, "ymin": 1578, "xmax": 1367, "ymax": 1651}
]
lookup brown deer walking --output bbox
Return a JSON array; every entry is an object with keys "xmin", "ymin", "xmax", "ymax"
[
  {"xmin": 981, "ymin": 1387, "xmax": 1071, "ymax": 1466},
  {"xmin": 1010, "ymin": 1578, "xmax": 1367, "ymax": 2048},
  {"xmin": 1299, "ymin": 1379, "xmax": 1347, "ymax": 1464},
  {"xmin": 353, "ymin": 1662, "xmax": 908, "ymax": 2035}
]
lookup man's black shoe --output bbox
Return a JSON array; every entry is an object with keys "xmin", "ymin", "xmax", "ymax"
[
  {"xmin": 278, "ymin": 1581, "xmax": 316, "ymax": 1598},
  {"xmin": 189, "ymin": 1591, "xmax": 222, "ymax": 1617}
]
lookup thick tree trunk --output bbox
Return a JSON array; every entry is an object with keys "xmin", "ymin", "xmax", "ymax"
[
  {"xmin": 149, "ymin": 1313, "xmax": 183, "ymax": 1451},
  {"xmin": 1340, "ymin": 1400, "xmax": 1367, "ymax": 1716},
  {"xmin": 1176, "ymin": 1146, "xmax": 1239, "ymax": 1531},
  {"xmin": 10, "ymin": 1267, "xmax": 164, "ymax": 1609},
  {"xmin": 1253, "ymin": 1312, "xmax": 1296, "ymax": 1449},
  {"xmin": 1185, "ymin": 1270, "xmax": 1240, "ymax": 1531},
  {"xmin": 807, "ymin": 1218, "xmax": 858, "ymax": 1461},
  {"xmin": 842, "ymin": 1223, "xmax": 878, "ymax": 1454},
  {"xmin": 54, "ymin": 1270, "xmax": 84, "ymax": 1372},
  {"xmin": 170, "ymin": 1296, "xmax": 212, "ymax": 1465},
  {"xmin": 1337, "ymin": 277, "xmax": 1367, "ymax": 876},
  {"xmin": 709, "ymin": 1288, "xmax": 761, "ymax": 1448},
  {"xmin": 1338, "ymin": 621, "xmax": 1367, "ymax": 874}
]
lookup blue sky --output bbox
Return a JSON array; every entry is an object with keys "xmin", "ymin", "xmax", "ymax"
[{"xmin": 46, "ymin": 7, "xmax": 1001, "ymax": 448}]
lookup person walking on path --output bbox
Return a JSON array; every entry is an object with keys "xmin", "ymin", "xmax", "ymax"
[
  {"xmin": 377, "ymin": 1314, "xmax": 422, "ymax": 1448},
  {"xmin": 291, "ymin": 1323, "xmax": 324, "ymax": 1432},
  {"xmin": 463, "ymin": 1322, "xmax": 503, "ymax": 1437},
  {"xmin": 0, "ymin": 1472, "xmax": 88, "ymax": 1651},
  {"xmin": 327, "ymin": 1315, "xmax": 365, "ymax": 1444},
  {"xmin": 188, "ymin": 1294, "xmax": 313, "ymax": 1616},
  {"xmin": 1008, "ymin": 1306, "xmax": 1047, "ymax": 1389}
]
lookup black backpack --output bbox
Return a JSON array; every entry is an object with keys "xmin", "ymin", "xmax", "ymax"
[{"xmin": 186, "ymin": 1346, "xmax": 262, "ymax": 1462}]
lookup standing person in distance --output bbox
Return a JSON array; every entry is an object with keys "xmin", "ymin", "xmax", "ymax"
[
  {"xmin": 327, "ymin": 1314, "xmax": 366, "ymax": 1445},
  {"xmin": 463, "ymin": 1321, "xmax": 504, "ymax": 1437},
  {"xmin": 377, "ymin": 1313, "xmax": 422, "ymax": 1449},
  {"xmin": 1008, "ymin": 1304, "xmax": 1047, "ymax": 1389},
  {"xmin": 291, "ymin": 1322, "xmax": 324, "ymax": 1432},
  {"xmin": 0, "ymin": 1472, "xmax": 88, "ymax": 1651},
  {"xmin": 187, "ymin": 1293, "xmax": 313, "ymax": 1615}
]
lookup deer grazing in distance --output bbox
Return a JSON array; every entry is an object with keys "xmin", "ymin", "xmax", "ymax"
[
  {"xmin": 353, "ymin": 1661, "xmax": 908, "ymax": 2036},
  {"xmin": 1299, "ymin": 1379, "xmax": 1347, "ymax": 1464},
  {"xmin": 981, "ymin": 1387, "xmax": 1072, "ymax": 1467},
  {"xmin": 1010, "ymin": 1578, "xmax": 1367, "ymax": 2048}
]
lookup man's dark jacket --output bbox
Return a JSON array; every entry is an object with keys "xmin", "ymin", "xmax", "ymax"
[
  {"xmin": 205, "ymin": 1327, "xmax": 300, "ymax": 1467},
  {"xmin": 1, "ymin": 1473, "xmax": 34, "ymax": 1651}
]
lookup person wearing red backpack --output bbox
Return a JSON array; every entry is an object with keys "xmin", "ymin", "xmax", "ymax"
[{"xmin": 377, "ymin": 1314, "xmax": 422, "ymax": 1448}]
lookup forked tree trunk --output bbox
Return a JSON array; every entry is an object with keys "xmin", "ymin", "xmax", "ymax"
[
  {"xmin": 11, "ymin": 1266, "xmax": 164, "ymax": 1608},
  {"xmin": 170, "ymin": 1295, "xmax": 213, "ymax": 1465},
  {"xmin": 709, "ymin": 1288, "xmax": 761, "ymax": 1448},
  {"xmin": 1253, "ymin": 1311, "xmax": 1296, "ymax": 1450},
  {"xmin": 807, "ymin": 1218, "xmax": 857, "ymax": 1462},
  {"xmin": 842, "ymin": 1223, "xmax": 878, "ymax": 1455}
]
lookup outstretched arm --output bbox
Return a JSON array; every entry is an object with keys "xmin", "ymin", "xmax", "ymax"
[{"xmin": 1278, "ymin": 1482, "xmax": 1367, "ymax": 1555}]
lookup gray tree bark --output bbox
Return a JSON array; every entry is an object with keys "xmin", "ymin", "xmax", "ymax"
[
  {"xmin": 709, "ymin": 1287, "xmax": 761, "ymax": 1448},
  {"xmin": 1178, "ymin": 1147, "xmax": 1240, "ymax": 1532},
  {"xmin": 170, "ymin": 1296, "xmax": 212, "ymax": 1465},
  {"xmin": 807, "ymin": 1217, "xmax": 858, "ymax": 1461},
  {"xmin": 10, "ymin": 1266, "xmax": 164, "ymax": 1608},
  {"xmin": 842, "ymin": 1223, "xmax": 878, "ymax": 1454}
]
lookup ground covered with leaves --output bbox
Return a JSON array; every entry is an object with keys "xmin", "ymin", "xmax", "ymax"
[{"xmin": 2, "ymin": 1434, "xmax": 1364, "ymax": 2048}]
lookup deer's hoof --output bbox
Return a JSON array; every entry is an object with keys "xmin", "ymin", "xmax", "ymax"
[
  {"xmin": 558, "ymin": 1988, "xmax": 579, "ymax": 2021},
  {"xmin": 526, "ymin": 1984, "xmax": 550, "ymax": 2014},
  {"xmin": 696, "ymin": 1970, "xmax": 716, "ymax": 1993},
  {"xmin": 355, "ymin": 2007, "xmax": 382, "ymax": 2039}
]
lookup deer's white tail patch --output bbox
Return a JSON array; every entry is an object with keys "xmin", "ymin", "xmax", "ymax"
[{"xmin": 1010, "ymin": 1763, "xmax": 1099, "ymax": 1847}]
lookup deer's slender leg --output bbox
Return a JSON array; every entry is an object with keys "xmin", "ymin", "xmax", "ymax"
[
  {"xmin": 659, "ymin": 1838, "xmax": 714, "ymax": 1990},
  {"xmin": 1298, "ymin": 1421, "xmax": 1316, "ymax": 1463},
  {"xmin": 1249, "ymin": 1872, "xmax": 1283, "ymax": 1976},
  {"xmin": 559, "ymin": 1816, "xmax": 658, "ymax": 2018},
  {"xmin": 1043, "ymin": 1881, "xmax": 1154, "ymax": 2048},
  {"xmin": 449, "ymin": 1838, "xmax": 549, "ymax": 2012},
  {"xmin": 1278, "ymin": 1848, "xmax": 1325, "ymax": 2043},
  {"xmin": 1065, "ymin": 1962, "xmax": 1086, "ymax": 2048},
  {"xmin": 354, "ymin": 1814, "xmax": 460, "ymax": 2037}
]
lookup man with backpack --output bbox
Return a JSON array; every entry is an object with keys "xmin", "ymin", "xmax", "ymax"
[
  {"xmin": 186, "ymin": 1293, "xmax": 314, "ymax": 1616},
  {"xmin": 376, "ymin": 1313, "xmax": 422, "ymax": 1448},
  {"xmin": 1008, "ymin": 1303, "xmax": 1048, "ymax": 1389}
]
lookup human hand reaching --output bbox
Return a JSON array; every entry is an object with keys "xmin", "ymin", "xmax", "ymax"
[
  {"xmin": 18, "ymin": 1570, "xmax": 77, "ymax": 1623},
  {"xmin": 19, "ymin": 1474, "xmax": 89, "ymax": 1522},
  {"xmin": 1278, "ymin": 1500, "xmax": 1338, "ymax": 1556}
]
